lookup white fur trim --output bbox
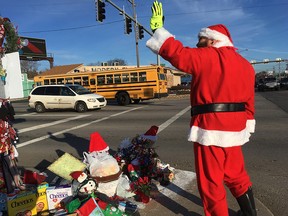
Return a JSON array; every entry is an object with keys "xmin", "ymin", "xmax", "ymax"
[
  {"xmin": 95, "ymin": 146, "xmax": 109, "ymax": 153},
  {"xmin": 199, "ymin": 27, "xmax": 234, "ymax": 48},
  {"xmin": 78, "ymin": 172, "xmax": 87, "ymax": 183},
  {"xmin": 187, "ymin": 125, "xmax": 252, "ymax": 147},
  {"xmin": 246, "ymin": 119, "xmax": 256, "ymax": 133},
  {"xmin": 146, "ymin": 27, "xmax": 174, "ymax": 54}
]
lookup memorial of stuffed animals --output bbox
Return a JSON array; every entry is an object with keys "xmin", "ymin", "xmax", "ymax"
[
  {"xmin": 0, "ymin": 15, "xmax": 177, "ymax": 216},
  {"xmin": 0, "ymin": 108, "xmax": 176, "ymax": 216}
]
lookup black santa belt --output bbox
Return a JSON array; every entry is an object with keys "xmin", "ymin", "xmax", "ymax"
[{"xmin": 191, "ymin": 103, "xmax": 245, "ymax": 116}]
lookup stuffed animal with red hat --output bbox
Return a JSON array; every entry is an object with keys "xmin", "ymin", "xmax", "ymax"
[{"xmin": 70, "ymin": 171, "xmax": 97, "ymax": 197}]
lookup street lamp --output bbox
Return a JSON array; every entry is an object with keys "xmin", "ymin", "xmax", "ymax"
[{"xmin": 276, "ymin": 58, "xmax": 281, "ymax": 78}]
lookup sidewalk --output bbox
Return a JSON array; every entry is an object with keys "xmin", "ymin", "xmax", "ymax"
[{"xmin": 138, "ymin": 169, "xmax": 274, "ymax": 216}]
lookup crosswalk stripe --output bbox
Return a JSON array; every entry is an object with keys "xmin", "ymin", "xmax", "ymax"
[
  {"xmin": 17, "ymin": 115, "xmax": 90, "ymax": 134},
  {"xmin": 17, "ymin": 107, "xmax": 144, "ymax": 148}
]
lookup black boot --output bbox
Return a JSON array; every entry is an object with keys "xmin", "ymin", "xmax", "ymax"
[{"xmin": 236, "ymin": 187, "xmax": 257, "ymax": 216}]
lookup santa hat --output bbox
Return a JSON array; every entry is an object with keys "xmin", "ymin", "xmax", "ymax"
[
  {"xmin": 70, "ymin": 171, "xmax": 87, "ymax": 183},
  {"xmin": 89, "ymin": 132, "xmax": 109, "ymax": 153},
  {"xmin": 141, "ymin": 125, "xmax": 159, "ymax": 141},
  {"xmin": 198, "ymin": 24, "xmax": 234, "ymax": 48}
]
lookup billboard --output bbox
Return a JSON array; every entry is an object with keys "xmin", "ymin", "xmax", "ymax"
[{"xmin": 19, "ymin": 36, "xmax": 47, "ymax": 57}]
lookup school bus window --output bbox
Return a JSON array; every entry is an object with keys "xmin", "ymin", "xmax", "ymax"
[
  {"xmin": 44, "ymin": 79, "xmax": 49, "ymax": 85},
  {"xmin": 122, "ymin": 73, "xmax": 129, "ymax": 83},
  {"xmin": 50, "ymin": 79, "xmax": 56, "ymax": 84},
  {"xmin": 159, "ymin": 74, "xmax": 166, "ymax": 80},
  {"xmin": 107, "ymin": 75, "xmax": 113, "ymax": 84},
  {"xmin": 65, "ymin": 78, "xmax": 73, "ymax": 84},
  {"xmin": 114, "ymin": 74, "xmax": 121, "ymax": 84},
  {"xmin": 97, "ymin": 76, "xmax": 105, "ymax": 85},
  {"xmin": 131, "ymin": 72, "xmax": 138, "ymax": 82},
  {"xmin": 57, "ymin": 78, "xmax": 64, "ymax": 84},
  {"xmin": 83, "ymin": 76, "xmax": 89, "ymax": 86},
  {"xmin": 139, "ymin": 72, "xmax": 147, "ymax": 82},
  {"xmin": 90, "ymin": 78, "xmax": 96, "ymax": 85},
  {"xmin": 74, "ymin": 77, "xmax": 81, "ymax": 85}
]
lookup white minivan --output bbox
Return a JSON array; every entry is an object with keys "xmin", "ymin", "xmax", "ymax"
[{"xmin": 28, "ymin": 84, "xmax": 107, "ymax": 113}]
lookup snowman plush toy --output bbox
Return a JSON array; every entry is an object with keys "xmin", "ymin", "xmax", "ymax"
[{"xmin": 70, "ymin": 171, "xmax": 97, "ymax": 197}]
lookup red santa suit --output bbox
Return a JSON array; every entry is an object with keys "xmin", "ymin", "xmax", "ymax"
[{"xmin": 147, "ymin": 24, "xmax": 255, "ymax": 216}]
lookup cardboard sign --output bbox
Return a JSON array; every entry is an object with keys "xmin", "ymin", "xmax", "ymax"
[
  {"xmin": 31, "ymin": 182, "xmax": 49, "ymax": 214},
  {"xmin": 46, "ymin": 185, "xmax": 72, "ymax": 213},
  {"xmin": 7, "ymin": 190, "xmax": 37, "ymax": 216}
]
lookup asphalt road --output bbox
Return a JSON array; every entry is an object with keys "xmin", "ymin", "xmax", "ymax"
[{"xmin": 10, "ymin": 91, "xmax": 288, "ymax": 216}]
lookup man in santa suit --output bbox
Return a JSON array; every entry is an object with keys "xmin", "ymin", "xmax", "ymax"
[{"xmin": 146, "ymin": 1, "xmax": 257, "ymax": 216}]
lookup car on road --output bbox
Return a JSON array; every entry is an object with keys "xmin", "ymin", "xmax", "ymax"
[
  {"xmin": 279, "ymin": 77, "xmax": 288, "ymax": 90},
  {"xmin": 257, "ymin": 77, "xmax": 280, "ymax": 91},
  {"xmin": 28, "ymin": 84, "xmax": 107, "ymax": 113}
]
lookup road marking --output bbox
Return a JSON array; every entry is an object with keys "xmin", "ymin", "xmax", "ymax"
[
  {"xmin": 158, "ymin": 106, "xmax": 191, "ymax": 133},
  {"xmin": 16, "ymin": 113, "xmax": 37, "ymax": 116},
  {"xmin": 17, "ymin": 107, "xmax": 144, "ymax": 148},
  {"xmin": 17, "ymin": 115, "xmax": 91, "ymax": 134},
  {"xmin": 16, "ymin": 113, "xmax": 82, "ymax": 117}
]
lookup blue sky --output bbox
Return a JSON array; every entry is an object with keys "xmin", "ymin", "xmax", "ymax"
[{"xmin": 1, "ymin": 0, "xmax": 288, "ymax": 73}]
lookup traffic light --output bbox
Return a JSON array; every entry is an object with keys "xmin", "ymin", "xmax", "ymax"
[
  {"xmin": 138, "ymin": 25, "xmax": 144, "ymax": 39},
  {"xmin": 125, "ymin": 17, "xmax": 132, "ymax": 34},
  {"xmin": 96, "ymin": 0, "xmax": 106, "ymax": 22}
]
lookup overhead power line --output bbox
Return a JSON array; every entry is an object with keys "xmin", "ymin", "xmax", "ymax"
[{"xmin": 20, "ymin": 20, "xmax": 122, "ymax": 34}]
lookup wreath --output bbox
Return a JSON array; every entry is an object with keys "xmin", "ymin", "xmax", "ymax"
[{"xmin": 0, "ymin": 16, "xmax": 21, "ymax": 55}]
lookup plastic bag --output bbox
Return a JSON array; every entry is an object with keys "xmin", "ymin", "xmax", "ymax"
[
  {"xmin": 116, "ymin": 174, "xmax": 135, "ymax": 198},
  {"xmin": 89, "ymin": 153, "xmax": 120, "ymax": 178}
]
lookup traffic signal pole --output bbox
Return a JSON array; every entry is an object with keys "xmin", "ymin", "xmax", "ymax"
[
  {"xmin": 98, "ymin": 0, "xmax": 161, "ymax": 66},
  {"xmin": 130, "ymin": 0, "xmax": 140, "ymax": 67}
]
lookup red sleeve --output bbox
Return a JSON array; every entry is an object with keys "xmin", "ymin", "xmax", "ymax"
[
  {"xmin": 159, "ymin": 37, "xmax": 202, "ymax": 75},
  {"xmin": 245, "ymin": 63, "xmax": 256, "ymax": 133}
]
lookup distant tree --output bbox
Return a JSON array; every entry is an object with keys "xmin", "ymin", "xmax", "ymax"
[
  {"xmin": 20, "ymin": 60, "xmax": 39, "ymax": 78},
  {"xmin": 107, "ymin": 58, "xmax": 127, "ymax": 66},
  {"xmin": 88, "ymin": 58, "xmax": 127, "ymax": 66}
]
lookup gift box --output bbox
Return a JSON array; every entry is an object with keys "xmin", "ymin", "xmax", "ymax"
[
  {"xmin": 7, "ymin": 190, "xmax": 37, "ymax": 216},
  {"xmin": 31, "ymin": 182, "xmax": 49, "ymax": 214},
  {"xmin": 46, "ymin": 185, "xmax": 72, "ymax": 214},
  {"xmin": 23, "ymin": 170, "xmax": 47, "ymax": 185},
  {"xmin": 76, "ymin": 197, "xmax": 104, "ymax": 216}
]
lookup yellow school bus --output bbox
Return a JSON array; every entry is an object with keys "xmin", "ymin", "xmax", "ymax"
[{"xmin": 34, "ymin": 66, "xmax": 168, "ymax": 105}]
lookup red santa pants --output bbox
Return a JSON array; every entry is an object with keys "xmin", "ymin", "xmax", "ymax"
[{"xmin": 194, "ymin": 142, "xmax": 252, "ymax": 216}]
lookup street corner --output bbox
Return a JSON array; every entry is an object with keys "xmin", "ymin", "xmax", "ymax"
[
  {"xmin": 138, "ymin": 170, "xmax": 204, "ymax": 216},
  {"xmin": 156, "ymin": 169, "xmax": 196, "ymax": 196}
]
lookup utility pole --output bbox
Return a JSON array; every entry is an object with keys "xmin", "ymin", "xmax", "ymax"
[
  {"xmin": 100, "ymin": 0, "xmax": 161, "ymax": 67},
  {"xmin": 129, "ymin": 0, "xmax": 140, "ymax": 67}
]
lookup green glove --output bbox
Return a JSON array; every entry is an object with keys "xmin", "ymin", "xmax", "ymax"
[{"xmin": 150, "ymin": 1, "xmax": 164, "ymax": 32}]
